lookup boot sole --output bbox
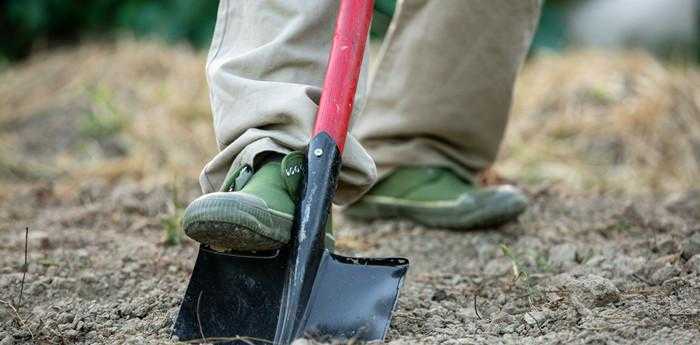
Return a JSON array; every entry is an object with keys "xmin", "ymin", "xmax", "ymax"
[
  {"xmin": 344, "ymin": 190, "xmax": 527, "ymax": 229},
  {"xmin": 182, "ymin": 192, "xmax": 292, "ymax": 251}
]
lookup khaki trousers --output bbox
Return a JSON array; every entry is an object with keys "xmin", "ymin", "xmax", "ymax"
[{"xmin": 200, "ymin": 0, "xmax": 541, "ymax": 204}]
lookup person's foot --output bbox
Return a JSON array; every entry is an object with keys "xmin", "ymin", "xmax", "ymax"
[
  {"xmin": 182, "ymin": 152, "xmax": 309, "ymax": 251},
  {"xmin": 344, "ymin": 167, "xmax": 528, "ymax": 229}
]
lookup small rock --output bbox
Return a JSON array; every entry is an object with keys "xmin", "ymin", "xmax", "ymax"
[
  {"xmin": 499, "ymin": 323, "xmax": 518, "ymax": 334},
  {"xmin": 63, "ymin": 329, "xmax": 79, "ymax": 338},
  {"xmin": 651, "ymin": 264, "xmax": 680, "ymax": 285},
  {"xmin": 58, "ymin": 312, "xmax": 75, "ymax": 323},
  {"xmin": 681, "ymin": 232, "xmax": 700, "ymax": 260},
  {"xmin": 524, "ymin": 311, "xmax": 547, "ymax": 326},
  {"xmin": 549, "ymin": 243, "xmax": 578, "ymax": 267},
  {"xmin": 291, "ymin": 339, "xmax": 312, "ymax": 345},
  {"xmin": 431, "ymin": 289, "xmax": 449, "ymax": 302},
  {"xmin": 562, "ymin": 274, "xmax": 620, "ymax": 307},
  {"xmin": 684, "ymin": 255, "xmax": 700, "ymax": 273},
  {"xmin": 656, "ymin": 238, "xmax": 681, "ymax": 255}
]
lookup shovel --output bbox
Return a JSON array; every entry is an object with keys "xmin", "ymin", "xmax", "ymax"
[{"xmin": 173, "ymin": 1, "xmax": 409, "ymax": 343}]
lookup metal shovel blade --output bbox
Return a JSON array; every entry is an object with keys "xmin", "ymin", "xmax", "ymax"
[
  {"xmin": 173, "ymin": 245, "xmax": 408, "ymax": 344},
  {"xmin": 298, "ymin": 251, "xmax": 408, "ymax": 341},
  {"xmin": 172, "ymin": 246, "xmax": 287, "ymax": 343}
]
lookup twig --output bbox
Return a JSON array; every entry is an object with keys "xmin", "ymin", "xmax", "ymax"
[
  {"xmin": 472, "ymin": 284, "xmax": 483, "ymax": 335},
  {"xmin": 473, "ymin": 294, "xmax": 481, "ymax": 320},
  {"xmin": 0, "ymin": 299, "xmax": 34, "ymax": 340},
  {"xmin": 195, "ymin": 291, "xmax": 206, "ymax": 343},
  {"xmin": 19, "ymin": 226, "xmax": 29, "ymax": 307}
]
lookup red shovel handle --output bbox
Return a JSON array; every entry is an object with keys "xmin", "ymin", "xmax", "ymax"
[{"xmin": 313, "ymin": 0, "xmax": 375, "ymax": 153}]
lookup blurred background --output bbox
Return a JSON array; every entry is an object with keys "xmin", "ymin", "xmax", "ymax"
[
  {"xmin": 0, "ymin": 0, "xmax": 698, "ymax": 217},
  {"xmin": 1, "ymin": 0, "xmax": 697, "ymax": 63}
]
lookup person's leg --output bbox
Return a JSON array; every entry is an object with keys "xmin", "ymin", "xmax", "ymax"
[
  {"xmin": 358, "ymin": 0, "xmax": 540, "ymax": 178},
  {"xmin": 185, "ymin": 0, "xmax": 376, "ymax": 250},
  {"xmin": 347, "ymin": 0, "xmax": 541, "ymax": 228},
  {"xmin": 201, "ymin": 0, "xmax": 375, "ymax": 199}
]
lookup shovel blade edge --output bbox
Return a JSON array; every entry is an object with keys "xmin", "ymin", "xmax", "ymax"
[
  {"xmin": 298, "ymin": 251, "xmax": 409, "ymax": 342},
  {"xmin": 173, "ymin": 246, "xmax": 288, "ymax": 344}
]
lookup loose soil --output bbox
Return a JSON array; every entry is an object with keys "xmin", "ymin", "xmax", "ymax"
[{"xmin": 1, "ymin": 181, "xmax": 699, "ymax": 344}]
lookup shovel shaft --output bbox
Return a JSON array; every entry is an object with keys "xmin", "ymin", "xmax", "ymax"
[
  {"xmin": 312, "ymin": 0, "xmax": 374, "ymax": 152},
  {"xmin": 275, "ymin": 1, "xmax": 375, "ymax": 343}
]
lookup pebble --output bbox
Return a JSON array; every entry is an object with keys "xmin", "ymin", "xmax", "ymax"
[
  {"xmin": 684, "ymin": 255, "xmax": 700, "ymax": 273},
  {"xmin": 431, "ymin": 289, "xmax": 449, "ymax": 302},
  {"xmin": 524, "ymin": 311, "xmax": 547, "ymax": 325},
  {"xmin": 650, "ymin": 264, "xmax": 680, "ymax": 285},
  {"xmin": 656, "ymin": 238, "xmax": 681, "ymax": 255},
  {"xmin": 549, "ymin": 243, "xmax": 578, "ymax": 267},
  {"xmin": 563, "ymin": 274, "xmax": 620, "ymax": 307},
  {"xmin": 64, "ymin": 329, "xmax": 79, "ymax": 338},
  {"xmin": 499, "ymin": 323, "xmax": 518, "ymax": 334},
  {"xmin": 59, "ymin": 312, "xmax": 75, "ymax": 323},
  {"xmin": 681, "ymin": 232, "xmax": 700, "ymax": 260}
]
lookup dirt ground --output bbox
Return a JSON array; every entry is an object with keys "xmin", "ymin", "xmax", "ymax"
[
  {"xmin": 1, "ymin": 42, "xmax": 699, "ymax": 344},
  {"xmin": 2, "ymin": 181, "xmax": 700, "ymax": 345}
]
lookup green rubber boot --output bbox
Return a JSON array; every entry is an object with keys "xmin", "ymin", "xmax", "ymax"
[
  {"xmin": 344, "ymin": 167, "xmax": 528, "ymax": 229},
  {"xmin": 182, "ymin": 152, "xmax": 333, "ymax": 251}
]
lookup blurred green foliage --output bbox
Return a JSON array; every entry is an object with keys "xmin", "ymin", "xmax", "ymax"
[
  {"xmin": 9, "ymin": 0, "xmax": 689, "ymax": 64},
  {"xmin": 1, "ymin": 0, "xmax": 571, "ymax": 63},
  {"xmin": 0, "ymin": 0, "xmax": 218, "ymax": 61},
  {"xmin": 0, "ymin": 0, "xmax": 400, "ymax": 62}
]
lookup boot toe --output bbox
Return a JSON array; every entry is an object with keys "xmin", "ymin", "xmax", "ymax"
[{"xmin": 182, "ymin": 192, "xmax": 292, "ymax": 251}]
